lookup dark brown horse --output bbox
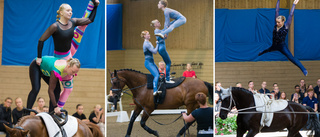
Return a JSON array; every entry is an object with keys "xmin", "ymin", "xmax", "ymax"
[
  {"xmin": 4, "ymin": 115, "xmax": 103, "ymax": 137},
  {"xmin": 219, "ymin": 86, "xmax": 320, "ymax": 137},
  {"xmin": 110, "ymin": 69, "xmax": 213, "ymax": 137}
]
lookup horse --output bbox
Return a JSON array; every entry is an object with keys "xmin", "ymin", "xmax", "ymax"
[
  {"xmin": 4, "ymin": 115, "xmax": 103, "ymax": 137},
  {"xmin": 109, "ymin": 69, "xmax": 213, "ymax": 137},
  {"xmin": 219, "ymin": 86, "xmax": 320, "ymax": 137}
]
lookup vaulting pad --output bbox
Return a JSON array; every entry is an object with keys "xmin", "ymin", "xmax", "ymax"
[
  {"xmin": 253, "ymin": 92, "xmax": 288, "ymax": 127},
  {"xmin": 36, "ymin": 113, "xmax": 78, "ymax": 137}
]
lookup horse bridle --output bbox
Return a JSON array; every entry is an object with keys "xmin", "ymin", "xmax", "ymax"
[{"xmin": 220, "ymin": 88, "xmax": 236, "ymax": 112}]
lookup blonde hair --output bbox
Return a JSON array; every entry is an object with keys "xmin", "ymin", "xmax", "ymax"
[
  {"xmin": 150, "ymin": 19, "xmax": 159, "ymax": 28},
  {"xmin": 141, "ymin": 30, "xmax": 149, "ymax": 38},
  {"xmin": 56, "ymin": 4, "xmax": 70, "ymax": 22},
  {"xmin": 276, "ymin": 15, "xmax": 286, "ymax": 22},
  {"xmin": 67, "ymin": 58, "xmax": 81, "ymax": 68},
  {"xmin": 159, "ymin": 0, "xmax": 168, "ymax": 7}
]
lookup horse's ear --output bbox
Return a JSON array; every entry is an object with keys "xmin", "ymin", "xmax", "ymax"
[
  {"xmin": 114, "ymin": 70, "xmax": 117, "ymax": 77},
  {"xmin": 3, "ymin": 124, "xmax": 12, "ymax": 132},
  {"xmin": 22, "ymin": 129, "xmax": 30, "ymax": 136}
]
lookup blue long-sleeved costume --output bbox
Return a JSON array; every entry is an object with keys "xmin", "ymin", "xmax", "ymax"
[
  {"xmin": 160, "ymin": 8, "xmax": 186, "ymax": 35},
  {"xmin": 143, "ymin": 40, "xmax": 159, "ymax": 93},
  {"xmin": 155, "ymin": 29, "xmax": 171, "ymax": 81},
  {"xmin": 259, "ymin": 0, "xmax": 307, "ymax": 76}
]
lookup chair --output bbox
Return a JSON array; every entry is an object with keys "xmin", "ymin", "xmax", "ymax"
[{"xmin": 106, "ymin": 93, "xmax": 123, "ymax": 112}]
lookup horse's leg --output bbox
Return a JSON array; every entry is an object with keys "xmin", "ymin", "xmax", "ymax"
[
  {"xmin": 125, "ymin": 107, "xmax": 142, "ymax": 137},
  {"xmin": 140, "ymin": 110, "xmax": 159, "ymax": 137},
  {"xmin": 245, "ymin": 129, "xmax": 259, "ymax": 137},
  {"xmin": 236, "ymin": 127, "xmax": 247, "ymax": 137},
  {"xmin": 287, "ymin": 129, "xmax": 301, "ymax": 137},
  {"xmin": 176, "ymin": 120, "xmax": 195, "ymax": 137}
]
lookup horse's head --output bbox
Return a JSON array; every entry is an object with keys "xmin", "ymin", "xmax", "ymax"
[
  {"xmin": 110, "ymin": 70, "xmax": 126, "ymax": 99},
  {"xmin": 219, "ymin": 86, "xmax": 235, "ymax": 119},
  {"xmin": 4, "ymin": 124, "xmax": 29, "ymax": 137}
]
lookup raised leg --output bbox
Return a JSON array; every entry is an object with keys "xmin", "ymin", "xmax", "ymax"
[
  {"xmin": 140, "ymin": 111, "xmax": 159, "ymax": 137},
  {"xmin": 125, "ymin": 107, "xmax": 142, "ymax": 137}
]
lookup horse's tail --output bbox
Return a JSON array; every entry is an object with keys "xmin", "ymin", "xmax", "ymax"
[
  {"xmin": 204, "ymin": 81, "xmax": 213, "ymax": 105},
  {"xmin": 84, "ymin": 121, "xmax": 104, "ymax": 137},
  {"xmin": 304, "ymin": 106, "xmax": 320, "ymax": 136}
]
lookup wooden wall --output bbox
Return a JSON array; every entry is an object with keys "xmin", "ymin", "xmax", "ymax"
[
  {"xmin": 109, "ymin": 0, "xmax": 213, "ymax": 50},
  {"xmin": 216, "ymin": 0, "xmax": 320, "ymax": 9},
  {"xmin": 107, "ymin": 49, "xmax": 213, "ymax": 88},
  {"xmin": 0, "ymin": 0, "xmax": 104, "ymax": 120},
  {"xmin": 215, "ymin": 61, "xmax": 320, "ymax": 99}
]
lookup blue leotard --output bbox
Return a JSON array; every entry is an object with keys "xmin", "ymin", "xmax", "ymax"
[
  {"xmin": 143, "ymin": 40, "xmax": 159, "ymax": 93},
  {"xmin": 160, "ymin": 8, "xmax": 186, "ymax": 35},
  {"xmin": 155, "ymin": 29, "xmax": 171, "ymax": 81}
]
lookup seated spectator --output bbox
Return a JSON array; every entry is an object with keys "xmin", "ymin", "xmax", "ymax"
[
  {"xmin": 314, "ymin": 79, "xmax": 320, "ymax": 97},
  {"xmin": 308, "ymin": 84, "xmax": 313, "ymax": 90},
  {"xmin": 214, "ymin": 93, "xmax": 220, "ymax": 117},
  {"xmin": 12, "ymin": 97, "xmax": 24, "ymax": 125},
  {"xmin": 279, "ymin": 92, "xmax": 289, "ymax": 101},
  {"xmin": 259, "ymin": 81, "xmax": 270, "ymax": 94},
  {"xmin": 236, "ymin": 82, "xmax": 242, "ymax": 88},
  {"xmin": 248, "ymin": 81, "xmax": 257, "ymax": 93},
  {"xmin": 300, "ymin": 79, "xmax": 307, "ymax": 96},
  {"xmin": 108, "ymin": 88, "xmax": 119, "ymax": 112},
  {"xmin": 272, "ymin": 86, "xmax": 281, "ymax": 100},
  {"xmin": 89, "ymin": 104, "xmax": 104, "ymax": 124},
  {"xmin": 291, "ymin": 85, "xmax": 304, "ymax": 103},
  {"xmin": 182, "ymin": 93, "xmax": 213, "ymax": 136},
  {"xmin": 31, "ymin": 97, "xmax": 48, "ymax": 115},
  {"xmin": 302, "ymin": 89, "xmax": 318, "ymax": 112},
  {"xmin": 158, "ymin": 61, "xmax": 166, "ymax": 77},
  {"xmin": 215, "ymin": 82, "xmax": 222, "ymax": 103},
  {"xmin": 182, "ymin": 63, "xmax": 196, "ymax": 78},
  {"xmin": 273, "ymin": 83, "xmax": 278, "ymax": 89},
  {"xmin": 0, "ymin": 97, "xmax": 13, "ymax": 136},
  {"xmin": 72, "ymin": 104, "xmax": 89, "ymax": 122},
  {"xmin": 292, "ymin": 93, "xmax": 300, "ymax": 104},
  {"xmin": 89, "ymin": 104, "xmax": 105, "ymax": 136}
]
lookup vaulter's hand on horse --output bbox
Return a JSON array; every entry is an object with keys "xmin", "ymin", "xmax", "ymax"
[{"xmin": 54, "ymin": 107, "xmax": 61, "ymax": 114}]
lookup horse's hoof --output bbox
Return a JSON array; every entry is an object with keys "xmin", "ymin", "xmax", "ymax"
[
  {"xmin": 154, "ymin": 131, "xmax": 159, "ymax": 137},
  {"xmin": 125, "ymin": 135, "xmax": 130, "ymax": 137},
  {"xmin": 176, "ymin": 133, "xmax": 182, "ymax": 137}
]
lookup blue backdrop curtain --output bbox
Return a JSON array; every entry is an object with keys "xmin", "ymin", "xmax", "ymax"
[
  {"xmin": 215, "ymin": 8, "xmax": 291, "ymax": 62},
  {"xmin": 2, "ymin": 0, "xmax": 105, "ymax": 69},
  {"xmin": 107, "ymin": 4, "xmax": 123, "ymax": 51}
]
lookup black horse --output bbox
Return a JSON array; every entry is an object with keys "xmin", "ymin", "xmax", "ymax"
[{"xmin": 219, "ymin": 86, "xmax": 320, "ymax": 137}]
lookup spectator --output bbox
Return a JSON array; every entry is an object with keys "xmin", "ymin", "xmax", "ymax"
[
  {"xmin": 89, "ymin": 104, "xmax": 104, "ymax": 124},
  {"xmin": 291, "ymin": 85, "xmax": 304, "ymax": 103},
  {"xmin": 214, "ymin": 93, "xmax": 220, "ymax": 117},
  {"xmin": 182, "ymin": 93, "xmax": 213, "ymax": 136},
  {"xmin": 215, "ymin": 82, "xmax": 222, "ymax": 103},
  {"xmin": 248, "ymin": 81, "xmax": 256, "ymax": 93},
  {"xmin": 305, "ymin": 84, "xmax": 316, "ymax": 98},
  {"xmin": 0, "ymin": 97, "xmax": 13, "ymax": 137},
  {"xmin": 89, "ymin": 104, "xmax": 105, "ymax": 136},
  {"xmin": 72, "ymin": 104, "xmax": 89, "ymax": 122},
  {"xmin": 259, "ymin": 81, "xmax": 270, "ymax": 94},
  {"xmin": 302, "ymin": 89, "xmax": 318, "ymax": 112},
  {"xmin": 314, "ymin": 79, "xmax": 320, "ymax": 97},
  {"xmin": 43, "ymin": 106, "xmax": 49, "ymax": 112},
  {"xmin": 300, "ymin": 79, "xmax": 307, "ymax": 96},
  {"xmin": 273, "ymin": 83, "xmax": 278, "ymax": 89},
  {"xmin": 236, "ymin": 82, "xmax": 242, "ymax": 88},
  {"xmin": 273, "ymin": 86, "xmax": 281, "ymax": 100},
  {"xmin": 279, "ymin": 92, "xmax": 289, "ymax": 101},
  {"xmin": 12, "ymin": 97, "xmax": 24, "ymax": 125},
  {"xmin": 292, "ymin": 93, "xmax": 300, "ymax": 104},
  {"xmin": 308, "ymin": 84, "xmax": 313, "ymax": 90},
  {"xmin": 108, "ymin": 88, "xmax": 119, "ymax": 112},
  {"xmin": 31, "ymin": 97, "xmax": 48, "ymax": 115},
  {"xmin": 158, "ymin": 61, "xmax": 166, "ymax": 77},
  {"xmin": 182, "ymin": 63, "xmax": 196, "ymax": 78}
]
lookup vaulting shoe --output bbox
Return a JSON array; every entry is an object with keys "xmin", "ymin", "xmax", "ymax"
[
  {"xmin": 153, "ymin": 91, "xmax": 158, "ymax": 96},
  {"xmin": 155, "ymin": 33, "xmax": 165, "ymax": 39},
  {"xmin": 157, "ymin": 91, "xmax": 162, "ymax": 94},
  {"xmin": 166, "ymin": 80, "xmax": 175, "ymax": 83},
  {"xmin": 303, "ymin": 70, "xmax": 308, "ymax": 76}
]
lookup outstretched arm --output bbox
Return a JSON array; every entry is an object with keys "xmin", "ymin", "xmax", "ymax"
[
  {"xmin": 285, "ymin": 0, "xmax": 299, "ymax": 29},
  {"xmin": 73, "ymin": 0, "xmax": 99, "ymax": 26},
  {"xmin": 275, "ymin": 0, "xmax": 280, "ymax": 22},
  {"xmin": 37, "ymin": 24, "xmax": 57, "ymax": 65}
]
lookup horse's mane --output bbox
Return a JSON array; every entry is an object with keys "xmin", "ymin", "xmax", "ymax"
[
  {"xmin": 16, "ymin": 115, "xmax": 39, "ymax": 126},
  {"xmin": 232, "ymin": 87, "xmax": 253, "ymax": 95},
  {"xmin": 117, "ymin": 69, "xmax": 147, "ymax": 75}
]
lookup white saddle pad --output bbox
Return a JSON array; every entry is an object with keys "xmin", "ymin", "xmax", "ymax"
[
  {"xmin": 253, "ymin": 92, "xmax": 288, "ymax": 127},
  {"xmin": 36, "ymin": 113, "xmax": 78, "ymax": 137}
]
